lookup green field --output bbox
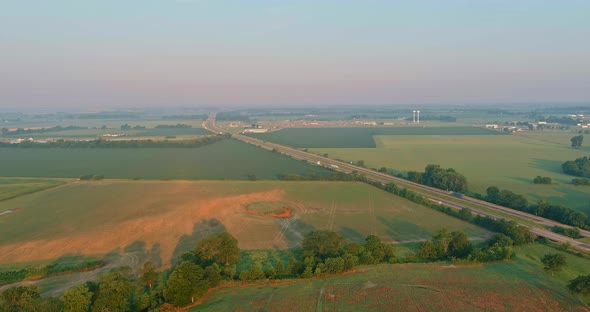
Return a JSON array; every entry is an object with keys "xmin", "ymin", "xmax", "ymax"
[
  {"xmin": 0, "ymin": 126, "xmax": 212, "ymax": 140},
  {"xmin": 0, "ymin": 180, "xmax": 488, "ymax": 269},
  {"xmin": 194, "ymin": 243, "xmax": 590, "ymax": 311},
  {"xmin": 309, "ymin": 132, "xmax": 590, "ymax": 214},
  {"xmin": 0, "ymin": 139, "xmax": 328, "ymax": 180},
  {"xmin": 248, "ymin": 127, "xmax": 502, "ymax": 148},
  {"xmin": 0, "ymin": 178, "xmax": 67, "ymax": 202}
]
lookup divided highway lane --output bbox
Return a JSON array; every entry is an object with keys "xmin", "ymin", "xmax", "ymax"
[{"xmin": 204, "ymin": 113, "xmax": 590, "ymax": 252}]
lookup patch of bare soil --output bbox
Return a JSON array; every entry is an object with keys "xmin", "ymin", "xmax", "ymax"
[{"xmin": 0, "ymin": 188, "xmax": 288, "ymax": 267}]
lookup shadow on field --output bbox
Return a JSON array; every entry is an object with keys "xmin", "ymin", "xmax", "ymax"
[
  {"xmin": 508, "ymin": 176, "xmax": 532, "ymax": 184},
  {"xmin": 339, "ymin": 226, "xmax": 365, "ymax": 243},
  {"xmin": 99, "ymin": 240, "xmax": 158, "ymax": 276},
  {"xmin": 171, "ymin": 219, "xmax": 226, "ymax": 266},
  {"xmin": 529, "ymin": 158, "xmax": 564, "ymax": 174},
  {"xmin": 279, "ymin": 219, "xmax": 316, "ymax": 249},
  {"xmin": 377, "ymin": 216, "xmax": 431, "ymax": 241}
]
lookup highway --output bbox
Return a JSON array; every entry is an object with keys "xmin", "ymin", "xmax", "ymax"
[{"xmin": 204, "ymin": 113, "xmax": 590, "ymax": 252}]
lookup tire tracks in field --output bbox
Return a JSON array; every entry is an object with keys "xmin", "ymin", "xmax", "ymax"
[
  {"xmin": 327, "ymin": 201, "xmax": 337, "ymax": 231},
  {"xmin": 272, "ymin": 218, "xmax": 290, "ymax": 244},
  {"xmin": 368, "ymin": 194, "xmax": 377, "ymax": 236}
]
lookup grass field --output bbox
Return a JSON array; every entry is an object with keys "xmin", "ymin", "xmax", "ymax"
[
  {"xmin": 0, "ymin": 180, "xmax": 488, "ymax": 269},
  {"xmin": 248, "ymin": 127, "xmax": 502, "ymax": 148},
  {"xmin": 0, "ymin": 178, "xmax": 68, "ymax": 202},
  {"xmin": 194, "ymin": 243, "xmax": 590, "ymax": 312},
  {"xmin": 0, "ymin": 127, "xmax": 212, "ymax": 139},
  {"xmin": 309, "ymin": 131, "xmax": 590, "ymax": 214},
  {"xmin": 0, "ymin": 139, "xmax": 328, "ymax": 180}
]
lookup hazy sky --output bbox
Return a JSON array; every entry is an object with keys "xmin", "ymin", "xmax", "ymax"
[{"xmin": 1, "ymin": 0, "xmax": 589, "ymax": 109}]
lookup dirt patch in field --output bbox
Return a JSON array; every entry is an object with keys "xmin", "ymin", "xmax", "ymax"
[
  {"xmin": 246, "ymin": 206, "xmax": 293, "ymax": 219},
  {"xmin": 0, "ymin": 187, "xmax": 288, "ymax": 267}
]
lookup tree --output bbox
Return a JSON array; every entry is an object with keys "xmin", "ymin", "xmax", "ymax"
[
  {"xmin": 140, "ymin": 261, "xmax": 159, "ymax": 289},
  {"xmin": 246, "ymin": 264, "xmax": 266, "ymax": 280},
  {"xmin": 448, "ymin": 231, "xmax": 472, "ymax": 258},
  {"xmin": 562, "ymin": 156, "xmax": 590, "ymax": 178},
  {"xmin": 204, "ymin": 264, "xmax": 223, "ymax": 287},
  {"xmin": 567, "ymin": 275, "xmax": 590, "ymax": 295},
  {"xmin": 458, "ymin": 208, "xmax": 472, "ymax": 221},
  {"xmin": 91, "ymin": 271, "xmax": 132, "ymax": 312},
  {"xmin": 486, "ymin": 186, "xmax": 500, "ymax": 203},
  {"xmin": 301, "ymin": 230, "xmax": 345, "ymax": 259},
  {"xmin": 432, "ymin": 228, "xmax": 452, "ymax": 256},
  {"xmin": 0, "ymin": 285, "xmax": 41, "ymax": 312},
  {"xmin": 363, "ymin": 235, "xmax": 395, "ymax": 263},
  {"xmin": 541, "ymin": 253, "xmax": 566, "ymax": 276},
  {"xmin": 571, "ymin": 135, "xmax": 583, "ymax": 149},
  {"xmin": 164, "ymin": 261, "xmax": 207, "ymax": 306},
  {"xmin": 62, "ymin": 284, "xmax": 92, "ymax": 312},
  {"xmin": 195, "ymin": 232, "xmax": 240, "ymax": 266},
  {"xmin": 323, "ymin": 257, "xmax": 345, "ymax": 273},
  {"xmin": 416, "ymin": 241, "xmax": 439, "ymax": 260}
]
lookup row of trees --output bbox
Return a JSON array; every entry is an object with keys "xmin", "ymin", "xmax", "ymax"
[
  {"xmin": 415, "ymin": 229, "xmax": 515, "ymax": 263},
  {"xmin": 485, "ymin": 186, "xmax": 590, "ymax": 230},
  {"xmin": 562, "ymin": 156, "xmax": 590, "ymax": 177},
  {"xmin": 533, "ymin": 176, "xmax": 552, "ymax": 184},
  {"xmin": 120, "ymin": 124, "xmax": 146, "ymax": 130},
  {"xmin": 154, "ymin": 124, "xmax": 192, "ymax": 129},
  {"xmin": 1, "ymin": 126, "xmax": 86, "ymax": 135},
  {"xmin": 407, "ymin": 164, "xmax": 468, "ymax": 193},
  {"xmin": 572, "ymin": 178, "xmax": 590, "ymax": 186},
  {"xmin": 0, "ymin": 259, "xmax": 104, "ymax": 286},
  {"xmin": 0, "ymin": 134, "xmax": 230, "ymax": 149}
]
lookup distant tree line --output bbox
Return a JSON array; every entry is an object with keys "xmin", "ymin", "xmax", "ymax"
[
  {"xmin": 562, "ymin": 156, "xmax": 590, "ymax": 177},
  {"xmin": 120, "ymin": 124, "xmax": 146, "ymax": 130},
  {"xmin": 0, "ymin": 134, "xmax": 230, "ymax": 149},
  {"xmin": 407, "ymin": 164, "xmax": 468, "ymax": 193},
  {"xmin": 1, "ymin": 126, "xmax": 87, "ymax": 135},
  {"xmin": 161, "ymin": 114, "xmax": 208, "ymax": 120},
  {"xmin": 485, "ymin": 186, "xmax": 590, "ymax": 230},
  {"xmin": 538, "ymin": 116, "xmax": 579, "ymax": 125},
  {"xmin": 154, "ymin": 124, "xmax": 192, "ymax": 129}
]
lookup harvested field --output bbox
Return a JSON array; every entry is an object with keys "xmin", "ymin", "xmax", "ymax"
[{"xmin": 0, "ymin": 180, "xmax": 488, "ymax": 268}]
